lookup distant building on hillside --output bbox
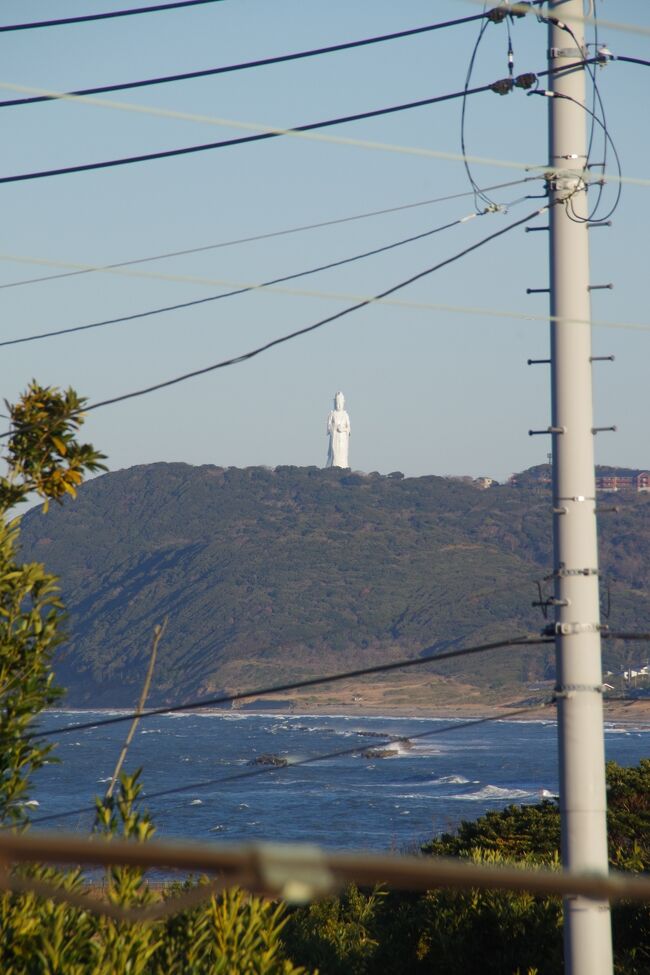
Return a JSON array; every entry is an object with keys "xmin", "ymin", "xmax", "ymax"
[
  {"xmin": 595, "ymin": 472, "xmax": 650, "ymax": 493},
  {"xmin": 508, "ymin": 466, "xmax": 650, "ymax": 493}
]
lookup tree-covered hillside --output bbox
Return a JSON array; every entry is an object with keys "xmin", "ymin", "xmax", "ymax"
[{"xmin": 18, "ymin": 463, "xmax": 650, "ymax": 705}]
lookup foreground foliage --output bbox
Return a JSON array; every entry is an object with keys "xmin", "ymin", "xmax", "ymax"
[{"xmin": 284, "ymin": 761, "xmax": 650, "ymax": 975}]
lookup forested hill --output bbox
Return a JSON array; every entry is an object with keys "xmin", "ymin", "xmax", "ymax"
[{"xmin": 18, "ymin": 463, "xmax": 650, "ymax": 706}]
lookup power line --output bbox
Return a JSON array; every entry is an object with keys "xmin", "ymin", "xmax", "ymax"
[
  {"xmin": 0, "ymin": 205, "xmax": 500, "ymax": 298},
  {"xmin": 0, "ymin": 211, "xmax": 488, "ymax": 347},
  {"xmin": 0, "ymin": 0, "xmax": 225, "ymax": 33},
  {"xmin": 59, "ymin": 203, "xmax": 553, "ymax": 417},
  {"xmin": 460, "ymin": 18, "xmax": 494, "ymax": 210},
  {"xmin": 614, "ymin": 55, "xmax": 650, "ymax": 68},
  {"xmin": 33, "ymin": 635, "xmax": 553, "ymax": 742},
  {"xmin": 1, "ymin": 79, "xmax": 640, "ymax": 188},
  {"xmin": 0, "ymin": 178, "xmax": 533, "ymax": 292},
  {"xmin": 529, "ymin": 90, "xmax": 622, "ymax": 223},
  {"xmin": 2, "ymin": 279, "xmax": 650, "ymax": 356},
  {"xmin": 0, "ymin": 84, "xmax": 498, "ymax": 185},
  {"xmin": 464, "ymin": 0, "xmax": 650, "ymax": 39},
  {"xmin": 0, "ymin": 14, "xmax": 489, "ymax": 108},
  {"xmin": 25, "ymin": 703, "xmax": 551, "ymax": 828}
]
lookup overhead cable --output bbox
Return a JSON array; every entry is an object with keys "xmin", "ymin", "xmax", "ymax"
[
  {"xmin": 464, "ymin": 0, "xmax": 650, "ymax": 39},
  {"xmin": 38, "ymin": 203, "xmax": 553, "ymax": 419},
  {"xmin": 0, "ymin": 14, "xmax": 489, "ymax": 107},
  {"xmin": 529, "ymin": 88, "xmax": 622, "ymax": 222},
  {"xmin": 2, "ymin": 281, "xmax": 650, "ymax": 354},
  {"xmin": 33, "ymin": 634, "xmax": 554, "ymax": 741},
  {"xmin": 0, "ymin": 0, "xmax": 224, "ymax": 33},
  {"xmin": 0, "ymin": 83, "xmax": 498, "ymax": 185},
  {"xmin": 25, "ymin": 705, "xmax": 550, "ymax": 827},
  {"xmin": 0, "ymin": 80, "xmax": 640, "ymax": 187},
  {"xmin": 0, "ymin": 211, "xmax": 490, "ymax": 347},
  {"xmin": 613, "ymin": 55, "xmax": 650, "ymax": 68},
  {"xmin": 0, "ymin": 207, "xmax": 493, "ymax": 298},
  {"xmin": 0, "ymin": 178, "xmax": 533, "ymax": 291},
  {"xmin": 460, "ymin": 18, "xmax": 494, "ymax": 210}
]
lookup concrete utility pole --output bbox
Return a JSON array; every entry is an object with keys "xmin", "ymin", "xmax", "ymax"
[{"xmin": 546, "ymin": 2, "xmax": 613, "ymax": 972}]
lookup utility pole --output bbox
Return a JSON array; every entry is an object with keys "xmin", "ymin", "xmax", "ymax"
[{"xmin": 546, "ymin": 2, "xmax": 613, "ymax": 972}]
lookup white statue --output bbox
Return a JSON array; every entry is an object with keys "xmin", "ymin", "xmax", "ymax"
[{"xmin": 326, "ymin": 391, "xmax": 351, "ymax": 468}]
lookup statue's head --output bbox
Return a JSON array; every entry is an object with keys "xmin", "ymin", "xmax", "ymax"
[{"xmin": 334, "ymin": 391, "xmax": 345, "ymax": 410}]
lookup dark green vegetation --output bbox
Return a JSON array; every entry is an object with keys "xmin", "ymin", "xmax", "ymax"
[
  {"xmin": 22, "ymin": 464, "xmax": 650, "ymax": 704},
  {"xmin": 18, "ymin": 462, "xmax": 650, "ymax": 705},
  {"xmin": 0, "ymin": 384, "xmax": 307, "ymax": 975},
  {"xmin": 283, "ymin": 760, "xmax": 650, "ymax": 975}
]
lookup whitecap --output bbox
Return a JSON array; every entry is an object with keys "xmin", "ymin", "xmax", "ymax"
[
  {"xmin": 450, "ymin": 784, "xmax": 536, "ymax": 802},
  {"xmin": 189, "ymin": 799, "xmax": 203, "ymax": 805}
]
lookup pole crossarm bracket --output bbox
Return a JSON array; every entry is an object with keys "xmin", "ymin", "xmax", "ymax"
[
  {"xmin": 554, "ymin": 683, "xmax": 604, "ymax": 696},
  {"xmin": 529, "ymin": 426, "xmax": 566, "ymax": 435},
  {"xmin": 544, "ymin": 621, "xmax": 605, "ymax": 636}
]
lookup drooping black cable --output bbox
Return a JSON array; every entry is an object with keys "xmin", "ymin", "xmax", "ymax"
[
  {"xmin": 0, "ymin": 178, "xmax": 533, "ymax": 295},
  {"xmin": 556, "ymin": 16, "xmax": 609, "ymax": 223},
  {"xmin": 615, "ymin": 55, "xmax": 650, "ymax": 68},
  {"xmin": 0, "ymin": 0, "xmax": 224, "ymax": 33},
  {"xmin": 22, "ymin": 704, "xmax": 551, "ymax": 828},
  {"xmin": 460, "ymin": 19, "xmax": 495, "ymax": 211},
  {"xmin": 32, "ymin": 635, "xmax": 554, "ymax": 742},
  {"xmin": 0, "ymin": 15, "xmax": 490, "ymax": 107},
  {"xmin": 543, "ymin": 15, "xmax": 619, "ymax": 224},
  {"xmin": 71, "ymin": 204, "xmax": 556, "ymax": 416},
  {"xmin": 0, "ymin": 84, "xmax": 496, "ymax": 185},
  {"xmin": 0, "ymin": 202, "xmax": 551, "ymax": 440},
  {"xmin": 528, "ymin": 89, "xmax": 621, "ymax": 222},
  {"xmin": 0, "ymin": 214, "xmax": 477, "ymax": 348}
]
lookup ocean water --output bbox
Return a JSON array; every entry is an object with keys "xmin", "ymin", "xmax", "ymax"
[{"xmin": 28, "ymin": 711, "xmax": 650, "ymax": 852}]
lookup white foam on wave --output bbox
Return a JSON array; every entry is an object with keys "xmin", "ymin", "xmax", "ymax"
[
  {"xmin": 409, "ymin": 744, "xmax": 445, "ymax": 757},
  {"xmin": 48, "ymin": 709, "xmax": 131, "ymax": 717},
  {"xmin": 189, "ymin": 799, "xmax": 203, "ymax": 806},
  {"xmin": 436, "ymin": 774, "xmax": 470, "ymax": 784},
  {"xmin": 450, "ymin": 784, "xmax": 536, "ymax": 802}
]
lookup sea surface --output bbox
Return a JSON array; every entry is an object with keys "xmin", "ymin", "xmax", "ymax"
[{"xmin": 28, "ymin": 710, "xmax": 650, "ymax": 852}]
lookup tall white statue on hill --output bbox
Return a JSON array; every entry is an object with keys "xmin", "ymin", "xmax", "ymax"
[{"xmin": 326, "ymin": 391, "xmax": 351, "ymax": 468}]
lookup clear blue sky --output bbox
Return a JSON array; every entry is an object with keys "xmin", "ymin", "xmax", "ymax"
[{"xmin": 1, "ymin": 0, "xmax": 648, "ymax": 481}]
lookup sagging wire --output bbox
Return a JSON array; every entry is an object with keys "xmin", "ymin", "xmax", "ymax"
[
  {"xmin": 529, "ymin": 87, "xmax": 622, "ymax": 223},
  {"xmin": 460, "ymin": 2, "xmax": 536, "ymax": 212},
  {"xmin": 542, "ymin": 8, "xmax": 622, "ymax": 224},
  {"xmin": 461, "ymin": 17, "xmax": 494, "ymax": 210},
  {"xmin": 0, "ymin": 202, "xmax": 553, "ymax": 438}
]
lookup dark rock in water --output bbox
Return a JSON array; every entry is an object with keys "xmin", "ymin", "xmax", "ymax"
[
  {"xmin": 360, "ymin": 738, "xmax": 413, "ymax": 759},
  {"xmin": 248, "ymin": 754, "xmax": 289, "ymax": 767},
  {"xmin": 396, "ymin": 737, "xmax": 414, "ymax": 750},
  {"xmin": 360, "ymin": 747, "xmax": 399, "ymax": 759}
]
